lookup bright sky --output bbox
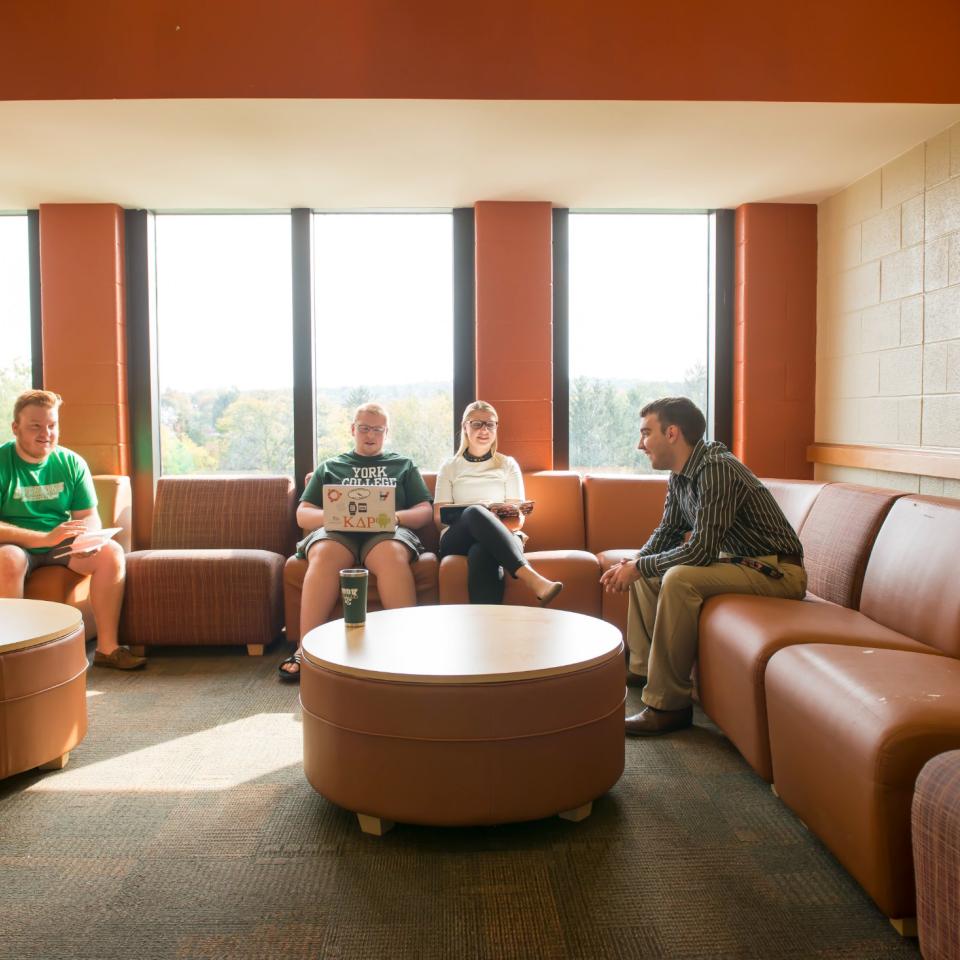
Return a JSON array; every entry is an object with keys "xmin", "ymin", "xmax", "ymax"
[
  {"xmin": 0, "ymin": 215, "xmax": 31, "ymax": 367},
  {"xmin": 569, "ymin": 213, "xmax": 708, "ymax": 382},
  {"xmin": 156, "ymin": 212, "xmax": 453, "ymax": 393},
  {"xmin": 3, "ymin": 211, "xmax": 709, "ymax": 392}
]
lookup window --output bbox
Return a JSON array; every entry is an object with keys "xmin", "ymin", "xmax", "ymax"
[
  {"xmin": 568, "ymin": 213, "xmax": 709, "ymax": 473},
  {"xmin": 0, "ymin": 214, "xmax": 32, "ymax": 420},
  {"xmin": 313, "ymin": 213, "xmax": 454, "ymax": 472},
  {"xmin": 154, "ymin": 214, "xmax": 294, "ymax": 475}
]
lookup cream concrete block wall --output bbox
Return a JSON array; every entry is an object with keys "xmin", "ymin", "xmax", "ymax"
[{"xmin": 816, "ymin": 120, "xmax": 960, "ymax": 491}]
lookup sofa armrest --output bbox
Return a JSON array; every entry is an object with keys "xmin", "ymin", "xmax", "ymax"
[{"xmin": 93, "ymin": 475, "xmax": 132, "ymax": 553}]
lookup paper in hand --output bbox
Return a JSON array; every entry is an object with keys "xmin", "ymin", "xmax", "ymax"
[{"xmin": 51, "ymin": 527, "xmax": 123, "ymax": 558}]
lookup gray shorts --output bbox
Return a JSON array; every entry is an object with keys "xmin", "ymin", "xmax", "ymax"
[
  {"xmin": 297, "ymin": 526, "xmax": 424, "ymax": 565},
  {"xmin": 21, "ymin": 543, "xmax": 74, "ymax": 577}
]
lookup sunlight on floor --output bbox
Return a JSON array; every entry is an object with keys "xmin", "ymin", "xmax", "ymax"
[{"xmin": 27, "ymin": 713, "xmax": 302, "ymax": 793}]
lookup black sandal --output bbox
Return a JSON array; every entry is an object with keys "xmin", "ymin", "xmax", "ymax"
[{"xmin": 278, "ymin": 653, "xmax": 301, "ymax": 683}]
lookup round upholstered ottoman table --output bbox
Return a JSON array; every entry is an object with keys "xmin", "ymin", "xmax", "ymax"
[
  {"xmin": 301, "ymin": 605, "xmax": 625, "ymax": 835},
  {"xmin": 0, "ymin": 598, "xmax": 88, "ymax": 779}
]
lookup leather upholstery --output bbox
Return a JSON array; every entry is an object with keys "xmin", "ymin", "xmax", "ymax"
[
  {"xmin": 522, "ymin": 471, "xmax": 587, "ymax": 551},
  {"xmin": 301, "ymin": 638, "xmax": 625, "ymax": 826},
  {"xmin": 698, "ymin": 595, "xmax": 942, "ymax": 781},
  {"xmin": 284, "ymin": 553, "xmax": 439, "ymax": 643},
  {"xmin": 438, "ymin": 550, "xmax": 602, "ymax": 616},
  {"xmin": 766, "ymin": 645, "xmax": 960, "ymax": 919},
  {"xmin": 25, "ymin": 474, "xmax": 132, "ymax": 639},
  {"xmin": 0, "ymin": 623, "xmax": 87, "ymax": 780},
  {"xmin": 762, "ymin": 478, "xmax": 828, "ymax": 535},
  {"xmin": 859, "ymin": 496, "xmax": 960, "ymax": 657},
  {"xmin": 583, "ymin": 474, "xmax": 668, "ymax": 554}
]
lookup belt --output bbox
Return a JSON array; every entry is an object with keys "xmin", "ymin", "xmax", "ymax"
[{"xmin": 779, "ymin": 553, "xmax": 803, "ymax": 567}]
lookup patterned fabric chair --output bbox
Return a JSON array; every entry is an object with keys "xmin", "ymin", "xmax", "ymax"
[
  {"xmin": 913, "ymin": 751, "xmax": 960, "ymax": 959},
  {"xmin": 120, "ymin": 476, "xmax": 297, "ymax": 655}
]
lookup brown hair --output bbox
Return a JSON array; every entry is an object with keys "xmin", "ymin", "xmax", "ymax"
[
  {"xmin": 457, "ymin": 400, "xmax": 500, "ymax": 458},
  {"xmin": 13, "ymin": 389, "xmax": 62, "ymax": 423},
  {"xmin": 640, "ymin": 397, "xmax": 706, "ymax": 445}
]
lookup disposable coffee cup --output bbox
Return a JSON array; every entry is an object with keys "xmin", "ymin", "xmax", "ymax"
[{"xmin": 340, "ymin": 568, "xmax": 369, "ymax": 627}]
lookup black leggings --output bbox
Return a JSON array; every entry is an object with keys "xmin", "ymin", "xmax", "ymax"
[{"xmin": 438, "ymin": 505, "xmax": 526, "ymax": 604}]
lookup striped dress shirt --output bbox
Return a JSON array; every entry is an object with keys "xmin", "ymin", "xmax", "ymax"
[{"xmin": 636, "ymin": 439, "xmax": 804, "ymax": 579}]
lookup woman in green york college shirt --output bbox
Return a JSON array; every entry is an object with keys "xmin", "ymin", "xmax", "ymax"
[{"xmin": 278, "ymin": 402, "xmax": 433, "ymax": 681}]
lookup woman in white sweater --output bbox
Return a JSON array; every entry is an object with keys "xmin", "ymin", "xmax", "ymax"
[{"xmin": 434, "ymin": 401, "xmax": 563, "ymax": 605}]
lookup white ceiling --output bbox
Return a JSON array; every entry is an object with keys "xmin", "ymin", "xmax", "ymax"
[{"xmin": 2, "ymin": 99, "xmax": 959, "ymax": 211}]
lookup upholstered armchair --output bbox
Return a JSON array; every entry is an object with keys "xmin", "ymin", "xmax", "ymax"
[
  {"xmin": 120, "ymin": 476, "xmax": 297, "ymax": 655},
  {"xmin": 24, "ymin": 475, "xmax": 132, "ymax": 641}
]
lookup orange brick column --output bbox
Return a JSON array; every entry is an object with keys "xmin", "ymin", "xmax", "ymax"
[
  {"xmin": 474, "ymin": 202, "xmax": 554, "ymax": 470},
  {"xmin": 39, "ymin": 204, "xmax": 129, "ymax": 476},
  {"xmin": 734, "ymin": 204, "xmax": 817, "ymax": 479}
]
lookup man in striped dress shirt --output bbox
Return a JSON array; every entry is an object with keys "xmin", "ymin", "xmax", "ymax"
[{"xmin": 600, "ymin": 397, "xmax": 806, "ymax": 736}]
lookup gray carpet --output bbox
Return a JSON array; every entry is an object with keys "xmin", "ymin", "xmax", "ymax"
[{"xmin": 0, "ymin": 645, "xmax": 920, "ymax": 960}]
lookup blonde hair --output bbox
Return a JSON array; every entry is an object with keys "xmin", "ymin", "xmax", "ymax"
[
  {"xmin": 13, "ymin": 389, "xmax": 62, "ymax": 423},
  {"xmin": 456, "ymin": 400, "xmax": 500, "ymax": 458},
  {"xmin": 353, "ymin": 402, "xmax": 389, "ymax": 427}
]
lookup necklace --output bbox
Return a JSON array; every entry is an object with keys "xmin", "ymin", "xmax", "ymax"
[{"xmin": 463, "ymin": 450, "xmax": 493, "ymax": 463}]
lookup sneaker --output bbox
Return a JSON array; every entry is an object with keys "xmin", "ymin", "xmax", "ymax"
[{"xmin": 93, "ymin": 646, "xmax": 147, "ymax": 670}]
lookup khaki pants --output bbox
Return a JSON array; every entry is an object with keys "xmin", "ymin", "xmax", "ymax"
[{"xmin": 626, "ymin": 558, "xmax": 807, "ymax": 711}]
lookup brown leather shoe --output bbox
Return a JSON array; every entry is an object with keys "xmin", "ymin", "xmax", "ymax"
[
  {"xmin": 625, "ymin": 704, "xmax": 693, "ymax": 736},
  {"xmin": 93, "ymin": 646, "xmax": 147, "ymax": 670},
  {"xmin": 625, "ymin": 672, "xmax": 647, "ymax": 688}
]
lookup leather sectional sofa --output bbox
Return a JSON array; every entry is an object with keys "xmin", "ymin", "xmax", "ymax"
[
  {"xmin": 33, "ymin": 469, "xmax": 956, "ymax": 933},
  {"xmin": 285, "ymin": 469, "xmax": 960, "ymax": 932}
]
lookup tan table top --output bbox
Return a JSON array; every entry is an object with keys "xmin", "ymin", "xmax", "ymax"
[
  {"xmin": 302, "ymin": 604, "xmax": 623, "ymax": 684},
  {"xmin": 0, "ymin": 598, "xmax": 83, "ymax": 654}
]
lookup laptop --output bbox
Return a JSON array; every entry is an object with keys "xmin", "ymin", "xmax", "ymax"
[{"xmin": 322, "ymin": 485, "xmax": 397, "ymax": 532}]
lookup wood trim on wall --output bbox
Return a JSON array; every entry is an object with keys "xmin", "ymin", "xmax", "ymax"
[{"xmin": 808, "ymin": 443, "xmax": 960, "ymax": 481}]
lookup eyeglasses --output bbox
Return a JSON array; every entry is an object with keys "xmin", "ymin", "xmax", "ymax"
[
  {"xmin": 355, "ymin": 424, "xmax": 386, "ymax": 435},
  {"xmin": 467, "ymin": 420, "xmax": 498, "ymax": 431}
]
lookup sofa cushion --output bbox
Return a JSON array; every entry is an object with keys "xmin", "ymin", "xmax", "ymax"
[
  {"xmin": 583, "ymin": 474, "xmax": 668, "ymax": 554},
  {"xmin": 859, "ymin": 496, "xmax": 960, "ymax": 658},
  {"xmin": 798, "ymin": 483, "xmax": 902, "ymax": 608},
  {"xmin": 152, "ymin": 476, "xmax": 297, "ymax": 556},
  {"xmin": 284, "ymin": 553, "xmax": 439, "ymax": 643},
  {"xmin": 121, "ymin": 549, "xmax": 285, "ymax": 646},
  {"xmin": 766, "ymin": 644, "xmax": 960, "ymax": 919},
  {"xmin": 438, "ymin": 550, "xmax": 602, "ymax": 616},
  {"xmin": 697, "ymin": 594, "xmax": 942, "ymax": 782},
  {"xmin": 521, "ymin": 472, "xmax": 586, "ymax": 551},
  {"xmin": 761, "ymin": 479, "xmax": 828, "ymax": 535}
]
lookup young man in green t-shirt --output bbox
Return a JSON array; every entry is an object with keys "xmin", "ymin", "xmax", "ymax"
[
  {"xmin": 0, "ymin": 390, "xmax": 144, "ymax": 670},
  {"xmin": 279, "ymin": 402, "xmax": 433, "ymax": 681}
]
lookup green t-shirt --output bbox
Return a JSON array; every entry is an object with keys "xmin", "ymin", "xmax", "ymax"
[
  {"xmin": 0, "ymin": 441, "xmax": 98, "ymax": 554},
  {"xmin": 302, "ymin": 450, "xmax": 432, "ymax": 512}
]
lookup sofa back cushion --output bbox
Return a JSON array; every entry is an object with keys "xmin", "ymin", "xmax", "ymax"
[
  {"xmin": 583, "ymin": 474, "xmax": 669, "ymax": 554},
  {"xmin": 419, "ymin": 472, "xmax": 440, "ymax": 554},
  {"xmin": 93, "ymin": 475, "xmax": 133, "ymax": 553},
  {"xmin": 860, "ymin": 496, "xmax": 960, "ymax": 656},
  {"xmin": 152, "ymin": 476, "xmax": 297, "ymax": 555},
  {"xmin": 521, "ymin": 472, "xmax": 586, "ymax": 551},
  {"xmin": 762, "ymin": 479, "xmax": 829, "ymax": 536},
  {"xmin": 799, "ymin": 483, "xmax": 903, "ymax": 608}
]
